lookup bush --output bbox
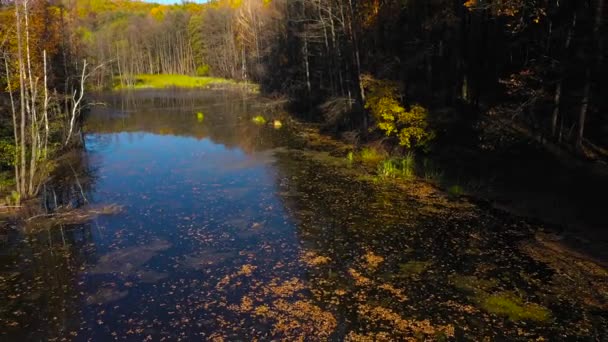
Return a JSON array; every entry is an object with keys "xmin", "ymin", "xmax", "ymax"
[
  {"xmin": 196, "ymin": 64, "xmax": 210, "ymax": 77},
  {"xmin": 361, "ymin": 74, "xmax": 434, "ymax": 148}
]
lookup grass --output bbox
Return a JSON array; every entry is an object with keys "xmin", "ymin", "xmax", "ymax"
[
  {"xmin": 360, "ymin": 146, "xmax": 387, "ymax": 165},
  {"xmin": 376, "ymin": 153, "xmax": 416, "ymax": 180},
  {"xmin": 114, "ymin": 74, "xmax": 243, "ymax": 90}
]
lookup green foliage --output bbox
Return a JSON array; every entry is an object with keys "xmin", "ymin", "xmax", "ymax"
[
  {"xmin": 0, "ymin": 140, "xmax": 16, "ymax": 168},
  {"xmin": 252, "ymin": 115, "xmax": 266, "ymax": 125},
  {"xmin": 0, "ymin": 172, "xmax": 15, "ymax": 193},
  {"xmin": 3, "ymin": 190, "xmax": 20, "ymax": 206},
  {"xmin": 362, "ymin": 75, "xmax": 434, "ymax": 148},
  {"xmin": 196, "ymin": 64, "xmax": 210, "ymax": 77}
]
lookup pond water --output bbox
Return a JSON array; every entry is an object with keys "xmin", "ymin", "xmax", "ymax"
[{"xmin": 1, "ymin": 89, "xmax": 606, "ymax": 340}]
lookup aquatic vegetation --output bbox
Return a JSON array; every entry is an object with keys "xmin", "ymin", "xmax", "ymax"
[
  {"xmin": 90, "ymin": 240, "xmax": 171, "ymax": 275},
  {"xmin": 480, "ymin": 292, "xmax": 551, "ymax": 322},
  {"xmin": 448, "ymin": 184, "xmax": 464, "ymax": 197},
  {"xmin": 450, "ymin": 274, "xmax": 551, "ymax": 322},
  {"xmin": 397, "ymin": 261, "xmax": 432, "ymax": 278},
  {"xmin": 252, "ymin": 115, "xmax": 267, "ymax": 124},
  {"xmin": 451, "ymin": 275, "xmax": 498, "ymax": 293},
  {"xmin": 86, "ymin": 287, "xmax": 129, "ymax": 305}
]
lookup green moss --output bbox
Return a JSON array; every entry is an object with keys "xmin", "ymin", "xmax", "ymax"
[
  {"xmin": 450, "ymin": 275, "xmax": 550, "ymax": 322},
  {"xmin": 252, "ymin": 115, "xmax": 267, "ymax": 125},
  {"xmin": 450, "ymin": 275, "xmax": 498, "ymax": 294},
  {"xmin": 397, "ymin": 260, "xmax": 432, "ymax": 278},
  {"xmin": 480, "ymin": 292, "xmax": 551, "ymax": 322}
]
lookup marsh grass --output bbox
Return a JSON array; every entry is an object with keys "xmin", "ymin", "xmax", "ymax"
[
  {"xmin": 114, "ymin": 74, "xmax": 241, "ymax": 90},
  {"xmin": 360, "ymin": 146, "xmax": 387, "ymax": 165},
  {"xmin": 376, "ymin": 152, "xmax": 416, "ymax": 180}
]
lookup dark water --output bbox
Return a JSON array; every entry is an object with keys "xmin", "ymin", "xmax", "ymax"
[{"xmin": 1, "ymin": 90, "xmax": 606, "ymax": 340}]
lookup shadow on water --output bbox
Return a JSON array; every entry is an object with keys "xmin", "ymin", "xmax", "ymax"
[{"xmin": 1, "ymin": 89, "xmax": 606, "ymax": 340}]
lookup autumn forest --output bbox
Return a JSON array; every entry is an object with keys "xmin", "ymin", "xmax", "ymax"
[{"xmin": 0, "ymin": 0, "xmax": 607, "ymax": 340}]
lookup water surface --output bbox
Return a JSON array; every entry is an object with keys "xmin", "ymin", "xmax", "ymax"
[{"xmin": 1, "ymin": 89, "xmax": 606, "ymax": 340}]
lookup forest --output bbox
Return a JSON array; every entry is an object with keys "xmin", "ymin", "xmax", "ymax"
[{"xmin": 0, "ymin": 0, "xmax": 607, "ymax": 340}]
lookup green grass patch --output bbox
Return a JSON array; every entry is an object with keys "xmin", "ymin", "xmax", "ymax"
[
  {"xmin": 360, "ymin": 146, "xmax": 387, "ymax": 165},
  {"xmin": 114, "ymin": 74, "xmax": 240, "ymax": 90},
  {"xmin": 376, "ymin": 153, "xmax": 416, "ymax": 180}
]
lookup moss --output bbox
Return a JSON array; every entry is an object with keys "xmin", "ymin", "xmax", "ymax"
[
  {"xmin": 450, "ymin": 275, "xmax": 551, "ymax": 323},
  {"xmin": 480, "ymin": 292, "xmax": 551, "ymax": 322},
  {"xmin": 397, "ymin": 261, "xmax": 432, "ymax": 278},
  {"xmin": 450, "ymin": 275, "xmax": 498, "ymax": 294}
]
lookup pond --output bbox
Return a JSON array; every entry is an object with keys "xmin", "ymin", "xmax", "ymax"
[{"xmin": 1, "ymin": 89, "xmax": 606, "ymax": 340}]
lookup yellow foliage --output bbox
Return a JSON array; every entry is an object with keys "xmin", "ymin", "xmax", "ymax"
[
  {"xmin": 464, "ymin": 0, "xmax": 478, "ymax": 9},
  {"xmin": 362, "ymin": 75, "xmax": 434, "ymax": 148}
]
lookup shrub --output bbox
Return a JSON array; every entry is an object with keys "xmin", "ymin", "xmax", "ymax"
[
  {"xmin": 361, "ymin": 74, "xmax": 434, "ymax": 148},
  {"xmin": 196, "ymin": 64, "xmax": 210, "ymax": 77}
]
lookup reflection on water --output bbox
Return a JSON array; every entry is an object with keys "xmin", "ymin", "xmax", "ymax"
[{"xmin": 1, "ymin": 89, "xmax": 606, "ymax": 340}]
